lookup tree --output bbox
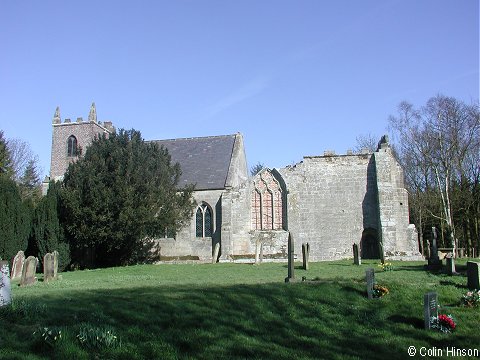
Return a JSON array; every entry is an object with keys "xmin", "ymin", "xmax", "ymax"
[
  {"xmin": 19, "ymin": 159, "xmax": 41, "ymax": 202},
  {"xmin": 0, "ymin": 176, "xmax": 31, "ymax": 260},
  {"xmin": 354, "ymin": 133, "xmax": 378, "ymax": 153},
  {"xmin": 61, "ymin": 129, "xmax": 195, "ymax": 268},
  {"xmin": 0, "ymin": 130, "xmax": 13, "ymax": 178},
  {"xmin": 250, "ymin": 162, "xmax": 265, "ymax": 176},
  {"xmin": 31, "ymin": 181, "xmax": 70, "ymax": 270},
  {"xmin": 7, "ymin": 138, "xmax": 39, "ymax": 183},
  {"xmin": 389, "ymin": 95, "xmax": 480, "ymax": 256}
]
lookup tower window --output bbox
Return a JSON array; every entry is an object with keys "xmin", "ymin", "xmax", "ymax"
[{"xmin": 67, "ymin": 135, "xmax": 78, "ymax": 157}]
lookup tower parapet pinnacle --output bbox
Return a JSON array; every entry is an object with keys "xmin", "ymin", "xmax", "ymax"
[
  {"xmin": 53, "ymin": 107, "xmax": 61, "ymax": 124},
  {"xmin": 88, "ymin": 102, "xmax": 97, "ymax": 123}
]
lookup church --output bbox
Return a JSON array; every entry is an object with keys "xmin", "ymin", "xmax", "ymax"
[{"xmin": 48, "ymin": 103, "xmax": 422, "ymax": 262}]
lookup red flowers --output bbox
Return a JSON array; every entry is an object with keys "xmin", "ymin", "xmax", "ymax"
[{"xmin": 437, "ymin": 314, "xmax": 456, "ymax": 331}]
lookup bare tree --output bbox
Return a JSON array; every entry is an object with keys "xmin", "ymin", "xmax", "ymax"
[
  {"xmin": 7, "ymin": 138, "xmax": 39, "ymax": 182},
  {"xmin": 250, "ymin": 162, "xmax": 265, "ymax": 176},
  {"xmin": 389, "ymin": 95, "xmax": 480, "ymax": 255},
  {"xmin": 354, "ymin": 133, "xmax": 378, "ymax": 153}
]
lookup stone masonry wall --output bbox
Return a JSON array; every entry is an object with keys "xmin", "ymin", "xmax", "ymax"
[
  {"xmin": 50, "ymin": 121, "xmax": 111, "ymax": 180},
  {"xmin": 279, "ymin": 154, "xmax": 379, "ymax": 261}
]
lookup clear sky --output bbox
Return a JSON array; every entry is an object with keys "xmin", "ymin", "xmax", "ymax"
[{"xmin": 0, "ymin": 0, "xmax": 478, "ymax": 179}]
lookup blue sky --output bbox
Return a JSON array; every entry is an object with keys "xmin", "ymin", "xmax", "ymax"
[{"xmin": 0, "ymin": 0, "xmax": 478, "ymax": 179}]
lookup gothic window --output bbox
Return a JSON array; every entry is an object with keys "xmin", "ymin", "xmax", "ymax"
[
  {"xmin": 67, "ymin": 135, "xmax": 78, "ymax": 157},
  {"xmin": 251, "ymin": 170, "xmax": 283, "ymax": 230},
  {"xmin": 196, "ymin": 203, "xmax": 213, "ymax": 238}
]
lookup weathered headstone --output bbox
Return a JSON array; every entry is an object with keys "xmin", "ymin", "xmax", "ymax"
[
  {"xmin": 424, "ymin": 292, "xmax": 438, "ymax": 330},
  {"xmin": 255, "ymin": 241, "xmax": 264, "ymax": 265},
  {"xmin": 302, "ymin": 243, "xmax": 310, "ymax": 270},
  {"xmin": 212, "ymin": 243, "xmax": 220, "ymax": 264},
  {"xmin": 285, "ymin": 232, "xmax": 295, "ymax": 282},
  {"xmin": 353, "ymin": 243, "xmax": 361, "ymax": 265},
  {"xmin": 52, "ymin": 250, "xmax": 59, "ymax": 279},
  {"xmin": 427, "ymin": 227, "xmax": 442, "ymax": 270},
  {"xmin": 43, "ymin": 253, "xmax": 55, "ymax": 282},
  {"xmin": 20, "ymin": 256, "xmax": 38, "ymax": 286},
  {"xmin": 445, "ymin": 255, "xmax": 456, "ymax": 276},
  {"xmin": 366, "ymin": 268, "xmax": 375, "ymax": 299},
  {"xmin": 0, "ymin": 261, "xmax": 12, "ymax": 307},
  {"xmin": 11, "ymin": 250, "xmax": 25, "ymax": 280},
  {"xmin": 467, "ymin": 261, "xmax": 480, "ymax": 290}
]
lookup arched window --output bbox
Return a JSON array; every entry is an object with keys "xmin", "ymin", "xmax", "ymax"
[
  {"xmin": 196, "ymin": 203, "xmax": 213, "ymax": 238},
  {"xmin": 251, "ymin": 170, "xmax": 283, "ymax": 230},
  {"xmin": 67, "ymin": 135, "xmax": 78, "ymax": 157}
]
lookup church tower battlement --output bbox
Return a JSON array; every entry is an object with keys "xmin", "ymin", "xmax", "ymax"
[{"xmin": 49, "ymin": 103, "xmax": 115, "ymax": 181}]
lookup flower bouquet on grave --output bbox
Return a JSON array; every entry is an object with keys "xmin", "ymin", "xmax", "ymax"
[
  {"xmin": 431, "ymin": 314, "xmax": 456, "ymax": 333},
  {"xmin": 378, "ymin": 262, "xmax": 394, "ymax": 272},
  {"xmin": 461, "ymin": 290, "xmax": 480, "ymax": 307},
  {"xmin": 372, "ymin": 284, "xmax": 389, "ymax": 298}
]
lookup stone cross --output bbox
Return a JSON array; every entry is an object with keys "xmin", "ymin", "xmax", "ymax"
[
  {"xmin": 366, "ymin": 268, "xmax": 375, "ymax": 299},
  {"xmin": 424, "ymin": 292, "xmax": 438, "ymax": 330},
  {"xmin": 212, "ymin": 243, "xmax": 220, "ymax": 264},
  {"xmin": 302, "ymin": 243, "xmax": 310, "ymax": 270},
  {"xmin": 353, "ymin": 243, "xmax": 361, "ymax": 265},
  {"xmin": 467, "ymin": 262, "xmax": 480, "ymax": 290},
  {"xmin": 20, "ymin": 256, "xmax": 38, "ymax": 286},
  {"xmin": 11, "ymin": 250, "xmax": 25, "ymax": 280},
  {"xmin": 43, "ymin": 253, "xmax": 55, "ymax": 282},
  {"xmin": 285, "ymin": 232, "xmax": 295, "ymax": 282},
  {"xmin": 0, "ymin": 261, "xmax": 12, "ymax": 307}
]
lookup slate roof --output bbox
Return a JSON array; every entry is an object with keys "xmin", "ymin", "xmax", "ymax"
[{"xmin": 151, "ymin": 134, "xmax": 236, "ymax": 190}]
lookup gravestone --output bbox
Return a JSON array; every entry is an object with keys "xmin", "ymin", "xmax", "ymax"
[
  {"xmin": 366, "ymin": 268, "xmax": 375, "ymax": 299},
  {"xmin": 302, "ymin": 243, "xmax": 310, "ymax": 270},
  {"xmin": 52, "ymin": 250, "xmax": 59, "ymax": 279},
  {"xmin": 11, "ymin": 250, "xmax": 25, "ymax": 280},
  {"xmin": 212, "ymin": 243, "xmax": 220, "ymax": 264},
  {"xmin": 255, "ymin": 241, "xmax": 264, "ymax": 265},
  {"xmin": 353, "ymin": 243, "xmax": 361, "ymax": 265},
  {"xmin": 445, "ymin": 255, "xmax": 456, "ymax": 276},
  {"xmin": 0, "ymin": 261, "xmax": 12, "ymax": 307},
  {"xmin": 43, "ymin": 253, "xmax": 55, "ymax": 282},
  {"xmin": 427, "ymin": 227, "xmax": 442, "ymax": 270},
  {"xmin": 285, "ymin": 232, "xmax": 295, "ymax": 282},
  {"xmin": 467, "ymin": 262, "xmax": 480, "ymax": 290},
  {"xmin": 20, "ymin": 256, "xmax": 38, "ymax": 286},
  {"xmin": 424, "ymin": 292, "xmax": 438, "ymax": 330}
]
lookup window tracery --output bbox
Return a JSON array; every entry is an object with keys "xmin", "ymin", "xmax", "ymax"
[{"xmin": 251, "ymin": 170, "xmax": 283, "ymax": 230}]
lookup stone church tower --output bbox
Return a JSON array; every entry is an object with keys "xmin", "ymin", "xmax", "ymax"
[{"xmin": 49, "ymin": 103, "xmax": 115, "ymax": 181}]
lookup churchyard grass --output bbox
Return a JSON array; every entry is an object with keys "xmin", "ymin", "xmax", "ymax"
[{"xmin": 1, "ymin": 260, "xmax": 479, "ymax": 359}]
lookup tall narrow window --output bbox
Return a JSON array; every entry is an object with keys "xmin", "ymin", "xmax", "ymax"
[
  {"xmin": 67, "ymin": 135, "xmax": 78, "ymax": 157},
  {"xmin": 251, "ymin": 170, "xmax": 283, "ymax": 230},
  {"xmin": 196, "ymin": 203, "xmax": 213, "ymax": 238}
]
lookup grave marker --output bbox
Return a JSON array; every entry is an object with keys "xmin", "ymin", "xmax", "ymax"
[
  {"xmin": 302, "ymin": 243, "xmax": 310, "ymax": 270},
  {"xmin": 0, "ymin": 261, "xmax": 12, "ymax": 307},
  {"xmin": 20, "ymin": 256, "xmax": 38, "ymax": 286},
  {"xmin": 212, "ymin": 243, "xmax": 220, "ymax": 264},
  {"xmin": 445, "ymin": 255, "xmax": 456, "ymax": 276},
  {"xmin": 285, "ymin": 232, "xmax": 295, "ymax": 282},
  {"xmin": 353, "ymin": 243, "xmax": 361, "ymax": 265},
  {"xmin": 427, "ymin": 227, "xmax": 442, "ymax": 270},
  {"xmin": 52, "ymin": 250, "xmax": 59, "ymax": 279},
  {"xmin": 10, "ymin": 250, "xmax": 25, "ymax": 280},
  {"xmin": 424, "ymin": 292, "xmax": 438, "ymax": 330},
  {"xmin": 467, "ymin": 262, "xmax": 480, "ymax": 290},
  {"xmin": 366, "ymin": 268, "xmax": 375, "ymax": 299},
  {"xmin": 43, "ymin": 253, "xmax": 55, "ymax": 282}
]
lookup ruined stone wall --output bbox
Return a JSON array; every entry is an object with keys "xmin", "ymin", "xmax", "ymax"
[
  {"xmin": 374, "ymin": 146, "xmax": 420, "ymax": 258},
  {"xmin": 278, "ymin": 154, "xmax": 379, "ymax": 261}
]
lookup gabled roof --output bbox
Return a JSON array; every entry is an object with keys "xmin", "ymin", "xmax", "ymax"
[{"xmin": 151, "ymin": 134, "xmax": 237, "ymax": 190}]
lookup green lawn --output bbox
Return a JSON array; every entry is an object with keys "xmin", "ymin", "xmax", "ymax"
[{"xmin": 1, "ymin": 260, "xmax": 479, "ymax": 359}]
